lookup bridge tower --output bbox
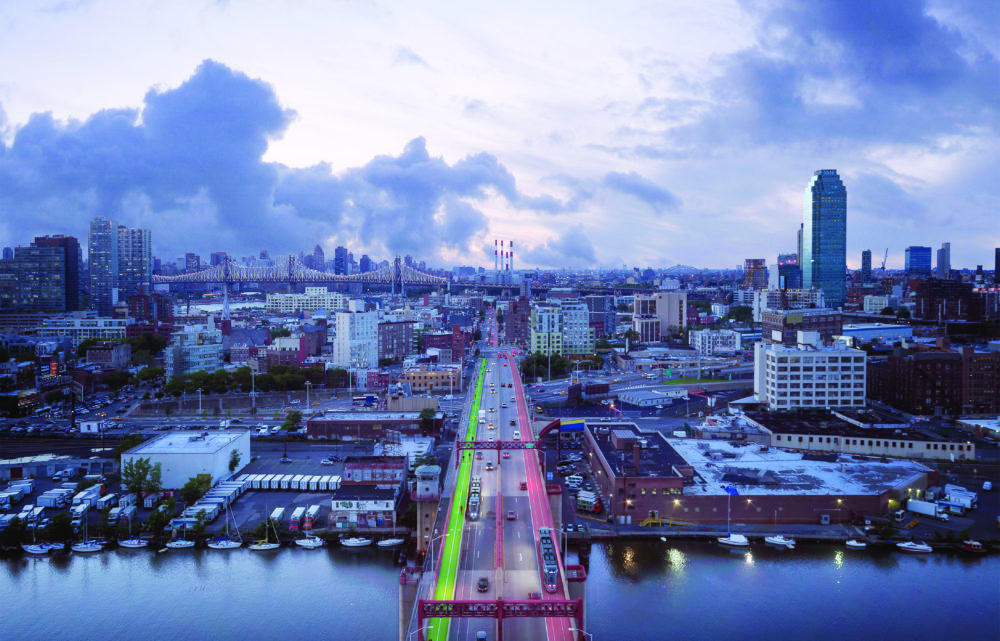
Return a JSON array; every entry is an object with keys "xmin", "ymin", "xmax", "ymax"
[
  {"xmin": 392, "ymin": 255, "xmax": 405, "ymax": 296},
  {"xmin": 412, "ymin": 463, "xmax": 442, "ymax": 554}
]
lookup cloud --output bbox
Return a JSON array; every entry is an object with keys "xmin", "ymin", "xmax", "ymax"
[
  {"xmin": 394, "ymin": 46, "xmax": 430, "ymax": 68},
  {"xmin": 0, "ymin": 60, "xmax": 580, "ymax": 264},
  {"xmin": 850, "ymin": 172, "xmax": 928, "ymax": 223},
  {"xmin": 668, "ymin": 0, "xmax": 1000, "ymax": 149},
  {"xmin": 523, "ymin": 226, "xmax": 597, "ymax": 268},
  {"xmin": 602, "ymin": 171, "xmax": 681, "ymax": 211}
]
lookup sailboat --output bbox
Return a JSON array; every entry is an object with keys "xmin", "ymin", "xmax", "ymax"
[
  {"xmin": 22, "ymin": 524, "xmax": 60, "ymax": 555},
  {"xmin": 71, "ymin": 514, "xmax": 105, "ymax": 554},
  {"xmin": 118, "ymin": 513, "xmax": 148, "ymax": 549},
  {"xmin": 165, "ymin": 526, "xmax": 195, "ymax": 550},
  {"xmin": 295, "ymin": 534, "xmax": 324, "ymax": 549},
  {"xmin": 250, "ymin": 516, "xmax": 281, "ymax": 551},
  {"xmin": 717, "ymin": 485, "xmax": 749, "ymax": 548},
  {"xmin": 207, "ymin": 505, "xmax": 243, "ymax": 550}
]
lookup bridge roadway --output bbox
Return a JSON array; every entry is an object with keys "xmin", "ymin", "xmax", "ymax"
[{"xmin": 430, "ymin": 310, "xmax": 576, "ymax": 641}]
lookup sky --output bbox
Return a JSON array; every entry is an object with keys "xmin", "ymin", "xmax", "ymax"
[{"xmin": 0, "ymin": 0, "xmax": 997, "ymax": 271}]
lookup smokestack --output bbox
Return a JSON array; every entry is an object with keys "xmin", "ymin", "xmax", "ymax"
[
  {"xmin": 510, "ymin": 242, "xmax": 514, "ymax": 272},
  {"xmin": 632, "ymin": 442, "xmax": 641, "ymax": 475},
  {"xmin": 494, "ymin": 239, "xmax": 498, "ymax": 274}
]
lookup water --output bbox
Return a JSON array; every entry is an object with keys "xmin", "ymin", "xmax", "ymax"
[{"xmin": 3, "ymin": 541, "xmax": 998, "ymax": 640}]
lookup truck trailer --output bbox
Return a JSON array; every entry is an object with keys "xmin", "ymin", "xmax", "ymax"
[{"xmin": 906, "ymin": 498, "xmax": 950, "ymax": 521}]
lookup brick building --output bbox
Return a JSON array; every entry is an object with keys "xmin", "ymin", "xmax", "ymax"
[
  {"xmin": 421, "ymin": 324, "xmax": 468, "ymax": 363},
  {"xmin": 85, "ymin": 341, "xmax": 131, "ymax": 370},
  {"xmin": 913, "ymin": 280, "xmax": 980, "ymax": 322},
  {"xmin": 378, "ymin": 320, "xmax": 415, "ymax": 362},
  {"xmin": 504, "ymin": 296, "xmax": 531, "ymax": 346}
]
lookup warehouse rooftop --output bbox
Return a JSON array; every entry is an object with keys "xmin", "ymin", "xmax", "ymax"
[{"xmin": 127, "ymin": 430, "xmax": 243, "ymax": 455}]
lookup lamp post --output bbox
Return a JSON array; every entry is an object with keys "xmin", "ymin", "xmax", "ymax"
[
  {"xmin": 569, "ymin": 627, "xmax": 594, "ymax": 641},
  {"xmin": 197, "ymin": 388, "xmax": 202, "ymax": 414},
  {"xmin": 250, "ymin": 369, "xmax": 256, "ymax": 415},
  {"xmin": 305, "ymin": 381, "xmax": 312, "ymax": 407}
]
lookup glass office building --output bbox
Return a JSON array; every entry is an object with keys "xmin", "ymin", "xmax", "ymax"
[
  {"xmin": 905, "ymin": 246, "xmax": 932, "ymax": 279},
  {"xmin": 89, "ymin": 216, "xmax": 119, "ymax": 316},
  {"xmin": 803, "ymin": 169, "xmax": 847, "ymax": 308},
  {"xmin": 118, "ymin": 225, "xmax": 152, "ymax": 299}
]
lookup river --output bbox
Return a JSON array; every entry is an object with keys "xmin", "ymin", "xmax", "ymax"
[{"xmin": 2, "ymin": 541, "xmax": 997, "ymax": 640}]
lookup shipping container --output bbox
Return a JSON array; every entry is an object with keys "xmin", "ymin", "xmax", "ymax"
[
  {"xmin": 97, "ymin": 493, "xmax": 118, "ymax": 510},
  {"xmin": 289, "ymin": 507, "xmax": 306, "ymax": 532},
  {"xmin": 269, "ymin": 507, "xmax": 285, "ymax": 526},
  {"xmin": 304, "ymin": 504, "xmax": 321, "ymax": 530}
]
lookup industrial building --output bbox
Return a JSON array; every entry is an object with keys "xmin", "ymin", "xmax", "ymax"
[{"xmin": 121, "ymin": 430, "xmax": 250, "ymax": 490}]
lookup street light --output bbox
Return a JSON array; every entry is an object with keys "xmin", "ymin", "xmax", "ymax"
[
  {"xmin": 569, "ymin": 627, "xmax": 594, "ymax": 641},
  {"xmin": 305, "ymin": 381, "xmax": 312, "ymax": 407},
  {"xmin": 197, "ymin": 388, "xmax": 202, "ymax": 413}
]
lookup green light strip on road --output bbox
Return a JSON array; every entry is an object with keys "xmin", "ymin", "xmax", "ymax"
[{"xmin": 427, "ymin": 357, "xmax": 486, "ymax": 641}]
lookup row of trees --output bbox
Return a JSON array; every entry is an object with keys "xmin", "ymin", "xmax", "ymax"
[{"xmin": 159, "ymin": 365, "xmax": 354, "ymax": 397}]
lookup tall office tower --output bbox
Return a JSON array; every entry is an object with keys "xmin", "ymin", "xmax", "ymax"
[
  {"xmin": 33, "ymin": 235, "xmax": 83, "ymax": 311},
  {"xmin": 185, "ymin": 253, "xmax": 201, "ymax": 273},
  {"xmin": 359, "ymin": 254, "xmax": 373, "ymax": 273},
  {"xmin": 904, "ymin": 246, "xmax": 932, "ymax": 278},
  {"xmin": 118, "ymin": 226, "xmax": 152, "ymax": 299},
  {"xmin": 210, "ymin": 252, "xmax": 228, "ymax": 267},
  {"xmin": 802, "ymin": 169, "xmax": 847, "ymax": 308},
  {"xmin": 259, "ymin": 249, "xmax": 269, "ymax": 260},
  {"xmin": 743, "ymin": 258, "xmax": 767, "ymax": 289},
  {"xmin": 9, "ymin": 246, "xmax": 67, "ymax": 311},
  {"xmin": 88, "ymin": 216, "xmax": 119, "ymax": 316},
  {"xmin": 334, "ymin": 246, "xmax": 348, "ymax": 275},
  {"xmin": 936, "ymin": 242, "xmax": 951, "ymax": 279},
  {"xmin": 996, "ymin": 248, "xmax": 1000, "ymax": 284},
  {"xmin": 777, "ymin": 253, "xmax": 801, "ymax": 289},
  {"xmin": 2, "ymin": 247, "xmax": 12, "ymax": 260},
  {"xmin": 861, "ymin": 249, "xmax": 872, "ymax": 284},
  {"xmin": 312, "ymin": 245, "xmax": 325, "ymax": 272},
  {"xmin": 796, "ymin": 224, "xmax": 803, "ymax": 269}
]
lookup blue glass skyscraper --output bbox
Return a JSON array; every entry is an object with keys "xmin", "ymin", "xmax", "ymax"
[{"xmin": 803, "ymin": 169, "xmax": 846, "ymax": 308}]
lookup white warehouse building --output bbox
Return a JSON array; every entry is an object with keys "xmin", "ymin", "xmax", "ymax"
[
  {"xmin": 121, "ymin": 431, "xmax": 250, "ymax": 490},
  {"xmin": 754, "ymin": 331, "xmax": 867, "ymax": 411}
]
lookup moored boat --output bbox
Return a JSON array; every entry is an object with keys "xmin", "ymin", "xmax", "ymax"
[
  {"xmin": 207, "ymin": 537, "xmax": 243, "ymax": 550},
  {"xmin": 764, "ymin": 535, "xmax": 796, "ymax": 549},
  {"xmin": 897, "ymin": 541, "xmax": 933, "ymax": 554},
  {"xmin": 377, "ymin": 538, "xmax": 406, "ymax": 548},
  {"xmin": 845, "ymin": 539, "xmax": 867, "ymax": 550},
  {"xmin": 340, "ymin": 536, "xmax": 373, "ymax": 547},
  {"xmin": 295, "ymin": 535, "xmax": 324, "ymax": 549},
  {"xmin": 250, "ymin": 540, "xmax": 281, "ymax": 551},
  {"xmin": 71, "ymin": 540, "xmax": 105, "ymax": 554},
  {"xmin": 118, "ymin": 537, "xmax": 149, "ymax": 549},
  {"xmin": 165, "ymin": 538, "xmax": 195, "ymax": 549},
  {"xmin": 22, "ymin": 542, "xmax": 58, "ymax": 555},
  {"xmin": 717, "ymin": 533, "xmax": 749, "ymax": 548},
  {"xmin": 960, "ymin": 540, "xmax": 986, "ymax": 554}
]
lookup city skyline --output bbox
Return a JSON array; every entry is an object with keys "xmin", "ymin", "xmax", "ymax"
[{"xmin": 0, "ymin": 1, "xmax": 998, "ymax": 269}]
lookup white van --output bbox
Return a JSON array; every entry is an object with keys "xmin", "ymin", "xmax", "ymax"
[
  {"xmin": 513, "ymin": 430, "xmax": 520, "ymax": 440},
  {"xmin": 566, "ymin": 474, "xmax": 583, "ymax": 487}
]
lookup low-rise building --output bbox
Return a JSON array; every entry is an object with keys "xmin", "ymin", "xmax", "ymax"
[
  {"xmin": 306, "ymin": 410, "xmax": 444, "ymax": 439},
  {"xmin": 400, "ymin": 364, "xmax": 461, "ymax": 394},
  {"xmin": 265, "ymin": 287, "xmax": 348, "ymax": 313},
  {"xmin": 689, "ymin": 329, "xmax": 741, "ymax": 356},
  {"xmin": 85, "ymin": 341, "xmax": 131, "ymax": 370},
  {"xmin": 36, "ymin": 312, "xmax": 131, "ymax": 349},
  {"xmin": 863, "ymin": 294, "xmax": 899, "ymax": 314},
  {"xmin": 752, "ymin": 289, "xmax": 825, "ymax": 322},
  {"xmin": 330, "ymin": 486, "xmax": 399, "ymax": 530},
  {"xmin": 761, "ymin": 307, "xmax": 842, "ymax": 346},
  {"xmin": 121, "ymin": 430, "xmax": 250, "ymax": 490},
  {"xmin": 165, "ymin": 322, "xmax": 224, "ymax": 376}
]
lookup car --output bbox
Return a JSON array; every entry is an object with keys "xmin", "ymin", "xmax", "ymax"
[
  {"xmin": 488, "ymin": 424, "xmax": 495, "ymax": 430},
  {"xmin": 279, "ymin": 457, "xmax": 293, "ymax": 463},
  {"xmin": 485, "ymin": 462, "xmax": 494, "ymax": 471},
  {"xmin": 506, "ymin": 510, "xmax": 517, "ymax": 520},
  {"xmin": 321, "ymin": 458, "xmax": 335, "ymax": 465},
  {"xmin": 477, "ymin": 577, "xmax": 489, "ymax": 592},
  {"xmin": 510, "ymin": 419, "xmax": 516, "ymax": 426},
  {"xmin": 488, "ymin": 436, "xmax": 494, "ymax": 442},
  {"xmin": 502, "ymin": 451, "xmax": 510, "ymax": 459},
  {"xmin": 519, "ymin": 482, "xmax": 527, "ymax": 490},
  {"xmin": 510, "ymin": 397, "xmax": 516, "ymax": 402},
  {"xmin": 290, "ymin": 400, "xmax": 301, "ymax": 405},
  {"xmin": 476, "ymin": 452, "xmax": 483, "ymax": 460},
  {"xmin": 528, "ymin": 591, "xmax": 541, "ymax": 600}
]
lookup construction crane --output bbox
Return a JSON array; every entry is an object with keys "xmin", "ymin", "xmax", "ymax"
[{"xmin": 880, "ymin": 248, "xmax": 888, "ymax": 272}]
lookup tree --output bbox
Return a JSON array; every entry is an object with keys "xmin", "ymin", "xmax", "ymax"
[
  {"xmin": 229, "ymin": 448, "xmax": 242, "ymax": 473},
  {"xmin": 419, "ymin": 407, "xmax": 436, "ymax": 433},
  {"xmin": 0, "ymin": 517, "xmax": 28, "ymax": 547},
  {"xmin": 412, "ymin": 452, "xmax": 437, "ymax": 468},
  {"xmin": 192, "ymin": 510, "xmax": 209, "ymax": 539},
  {"xmin": 75, "ymin": 338, "xmax": 101, "ymax": 359},
  {"xmin": 146, "ymin": 498, "xmax": 176, "ymax": 538},
  {"xmin": 879, "ymin": 306, "xmax": 895, "ymax": 316},
  {"xmin": 121, "ymin": 456, "xmax": 162, "ymax": 503},
  {"xmin": 896, "ymin": 307, "xmax": 911, "ymax": 319},
  {"xmin": 473, "ymin": 328, "xmax": 483, "ymax": 341},
  {"xmin": 46, "ymin": 512, "xmax": 73, "ymax": 543},
  {"xmin": 137, "ymin": 366, "xmax": 166, "ymax": 383},
  {"xmin": 282, "ymin": 410, "xmax": 303, "ymax": 432},
  {"xmin": 623, "ymin": 329, "xmax": 640, "ymax": 344},
  {"xmin": 728, "ymin": 306, "xmax": 753, "ymax": 324},
  {"xmin": 181, "ymin": 475, "xmax": 212, "ymax": 504},
  {"xmin": 271, "ymin": 327, "xmax": 292, "ymax": 339}
]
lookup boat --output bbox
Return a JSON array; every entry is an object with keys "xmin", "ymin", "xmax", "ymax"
[
  {"xmin": 340, "ymin": 537, "xmax": 373, "ymax": 547},
  {"xmin": 960, "ymin": 540, "xmax": 987, "ymax": 555},
  {"xmin": 717, "ymin": 533, "xmax": 749, "ymax": 547},
  {"xmin": 295, "ymin": 535, "xmax": 324, "ymax": 549},
  {"xmin": 118, "ymin": 537, "xmax": 149, "ymax": 549},
  {"xmin": 845, "ymin": 539, "xmax": 867, "ymax": 550},
  {"xmin": 250, "ymin": 513, "xmax": 282, "ymax": 551},
  {"xmin": 22, "ymin": 542, "xmax": 60, "ymax": 555},
  {"xmin": 897, "ymin": 541, "xmax": 933, "ymax": 554},
  {"xmin": 207, "ymin": 505, "xmax": 243, "ymax": 550},
  {"xmin": 764, "ymin": 535, "xmax": 796, "ymax": 549},
  {"xmin": 71, "ymin": 515, "xmax": 104, "ymax": 554},
  {"xmin": 377, "ymin": 538, "xmax": 406, "ymax": 548},
  {"xmin": 165, "ymin": 538, "xmax": 195, "ymax": 549}
]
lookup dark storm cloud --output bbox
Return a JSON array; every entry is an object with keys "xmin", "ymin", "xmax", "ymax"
[{"xmin": 0, "ymin": 60, "xmax": 575, "ymax": 261}]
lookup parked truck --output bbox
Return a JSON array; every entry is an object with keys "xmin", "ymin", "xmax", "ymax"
[
  {"xmin": 906, "ymin": 498, "xmax": 950, "ymax": 521},
  {"xmin": 70, "ymin": 504, "xmax": 88, "ymax": 527},
  {"xmin": 946, "ymin": 492, "xmax": 977, "ymax": 510}
]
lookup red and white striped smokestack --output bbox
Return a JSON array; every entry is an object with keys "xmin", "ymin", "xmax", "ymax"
[{"xmin": 509, "ymin": 241, "xmax": 514, "ymax": 271}]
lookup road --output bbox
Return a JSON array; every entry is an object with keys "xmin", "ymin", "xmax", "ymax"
[{"xmin": 429, "ymin": 309, "xmax": 575, "ymax": 641}]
